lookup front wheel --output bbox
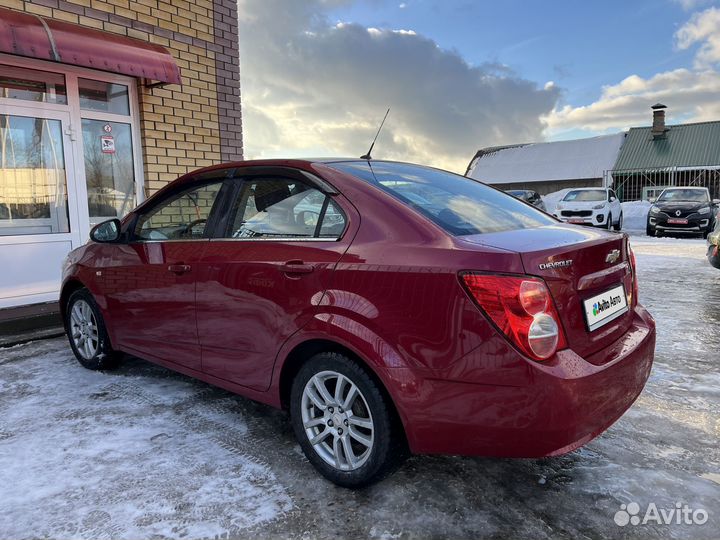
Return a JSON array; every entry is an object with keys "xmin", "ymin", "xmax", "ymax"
[
  {"xmin": 646, "ymin": 223, "xmax": 655, "ymax": 237},
  {"xmin": 65, "ymin": 288, "xmax": 121, "ymax": 370},
  {"xmin": 290, "ymin": 352, "xmax": 406, "ymax": 488},
  {"xmin": 615, "ymin": 212, "xmax": 623, "ymax": 231},
  {"xmin": 606, "ymin": 213, "xmax": 613, "ymax": 230}
]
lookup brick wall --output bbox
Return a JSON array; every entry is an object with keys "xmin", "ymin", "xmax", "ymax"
[{"xmin": 0, "ymin": 0, "xmax": 243, "ymax": 195}]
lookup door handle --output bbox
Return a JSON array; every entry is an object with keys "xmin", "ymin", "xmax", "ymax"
[
  {"xmin": 278, "ymin": 261, "xmax": 314, "ymax": 274},
  {"xmin": 168, "ymin": 264, "xmax": 191, "ymax": 274}
]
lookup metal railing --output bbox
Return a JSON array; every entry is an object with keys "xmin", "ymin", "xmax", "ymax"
[{"xmin": 606, "ymin": 167, "xmax": 720, "ymax": 201}]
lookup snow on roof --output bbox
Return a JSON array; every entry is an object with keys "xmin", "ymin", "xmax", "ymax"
[{"xmin": 466, "ymin": 133, "xmax": 626, "ymax": 184}]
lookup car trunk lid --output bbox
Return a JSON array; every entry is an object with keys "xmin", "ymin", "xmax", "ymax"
[{"xmin": 458, "ymin": 224, "xmax": 633, "ymax": 363}]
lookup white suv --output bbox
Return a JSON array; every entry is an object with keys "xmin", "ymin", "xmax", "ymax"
[{"xmin": 554, "ymin": 188, "xmax": 623, "ymax": 230}]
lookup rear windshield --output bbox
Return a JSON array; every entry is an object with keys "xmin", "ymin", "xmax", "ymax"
[
  {"xmin": 329, "ymin": 161, "xmax": 554, "ymax": 236},
  {"xmin": 563, "ymin": 189, "xmax": 606, "ymax": 202},
  {"xmin": 657, "ymin": 189, "xmax": 709, "ymax": 202}
]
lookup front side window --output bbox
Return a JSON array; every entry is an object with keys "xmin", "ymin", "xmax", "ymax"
[
  {"xmin": 330, "ymin": 161, "xmax": 553, "ymax": 236},
  {"xmin": 225, "ymin": 178, "xmax": 345, "ymax": 239},
  {"xmin": 134, "ymin": 183, "xmax": 223, "ymax": 241}
]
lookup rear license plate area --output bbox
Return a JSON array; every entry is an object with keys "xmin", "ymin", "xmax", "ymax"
[{"xmin": 583, "ymin": 284, "xmax": 629, "ymax": 332}]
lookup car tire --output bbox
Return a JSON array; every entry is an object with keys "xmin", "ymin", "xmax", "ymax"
[
  {"xmin": 65, "ymin": 288, "xmax": 121, "ymax": 370},
  {"xmin": 606, "ymin": 213, "xmax": 613, "ymax": 230},
  {"xmin": 290, "ymin": 352, "xmax": 406, "ymax": 488},
  {"xmin": 615, "ymin": 212, "xmax": 623, "ymax": 231},
  {"xmin": 646, "ymin": 223, "xmax": 655, "ymax": 237}
]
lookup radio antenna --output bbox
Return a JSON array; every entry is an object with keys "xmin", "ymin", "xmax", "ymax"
[{"xmin": 361, "ymin": 108, "xmax": 390, "ymax": 160}]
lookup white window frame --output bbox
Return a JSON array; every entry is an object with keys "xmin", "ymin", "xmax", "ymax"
[{"xmin": 0, "ymin": 52, "xmax": 146, "ymax": 244}]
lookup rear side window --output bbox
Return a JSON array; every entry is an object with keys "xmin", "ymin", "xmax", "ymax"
[
  {"xmin": 329, "ymin": 162, "xmax": 554, "ymax": 236},
  {"xmin": 224, "ymin": 178, "xmax": 346, "ymax": 239}
]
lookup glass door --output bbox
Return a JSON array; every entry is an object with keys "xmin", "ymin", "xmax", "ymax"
[
  {"xmin": 0, "ymin": 113, "xmax": 71, "ymax": 236},
  {"xmin": 0, "ymin": 105, "xmax": 82, "ymax": 307},
  {"xmin": 77, "ymin": 77, "xmax": 138, "ymax": 229}
]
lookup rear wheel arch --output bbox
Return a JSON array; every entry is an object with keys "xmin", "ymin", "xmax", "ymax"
[{"xmin": 277, "ymin": 338, "xmax": 408, "ymax": 446}]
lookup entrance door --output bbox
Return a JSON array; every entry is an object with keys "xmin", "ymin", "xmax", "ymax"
[{"xmin": 0, "ymin": 106, "xmax": 83, "ymax": 308}]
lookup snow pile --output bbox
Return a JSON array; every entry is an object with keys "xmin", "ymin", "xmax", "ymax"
[
  {"xmin": 621, "ymin": 200, "xmax": 651, "ymax": 231},
  {"xmin": 542, "ymin": 188, "xmax": 572, "ymax": 215}
]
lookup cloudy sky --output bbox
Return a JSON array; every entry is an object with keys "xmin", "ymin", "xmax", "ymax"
[{"xmin": 237, "ymin": 0, "xmax": 720, "ymax": 172}]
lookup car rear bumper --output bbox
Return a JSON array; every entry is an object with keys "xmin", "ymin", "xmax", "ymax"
[{"xmin": 390, "ymin": 305, "xmax": 655, "ymax": 457}]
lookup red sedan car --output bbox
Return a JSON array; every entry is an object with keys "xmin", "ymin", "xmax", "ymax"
[{"xmin": 61, "ymin": 159, "xmax": 656, "ymax": 487}]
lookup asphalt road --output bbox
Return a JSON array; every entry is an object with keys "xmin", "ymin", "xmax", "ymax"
[{"xmin": 0, "ymin": 234, "xmax": 718, "ymax": 540}]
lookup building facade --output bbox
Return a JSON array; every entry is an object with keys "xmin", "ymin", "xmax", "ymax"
[
  {"xmin": 610, "ymin": 106, "xmax": 720, "ymax": 202},
  {"xmin": 465, "ymin": 133, "xmax": 625, "ymax": 196},
  {"xmin": 0, "ymin": 0, "xmax": 243, "ymax": 309}
]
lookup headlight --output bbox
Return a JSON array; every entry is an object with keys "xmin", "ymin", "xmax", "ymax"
[
  {"xmin": 699, "ymin": 206, "xmax": 711, "ymax": 215},
  {"xmin": 593, "ymin": 203, "xmax": 606, "ymax": 210},
  {"xmin": 556, "ymin": 203, "xmax": 564, "ymax": 210},
  {"xmin": 650, "ymin": 206, "xmax": 660, "ymax": 214}
]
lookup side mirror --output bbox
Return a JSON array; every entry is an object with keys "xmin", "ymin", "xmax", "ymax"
[
  {"xmin": 610, "ymin": 196, "xmax": 617, "ymax": 202},
  {"xmin": 90, "ymin": 218, "xmax": 122, "ymax": 243}
]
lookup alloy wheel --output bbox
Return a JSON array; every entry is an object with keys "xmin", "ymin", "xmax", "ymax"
[
  {"xmin": 301, "ymin": 370, "xmax": 375, "ymax": 471},
  {"xmin": 70, "ymin": 299, "xmax": 99, "ymax": 360}
]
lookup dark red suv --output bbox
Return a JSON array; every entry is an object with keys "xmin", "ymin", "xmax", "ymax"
[{"xmin": 61, "ymin": 159, "xmax": 656, "ymax": 487}]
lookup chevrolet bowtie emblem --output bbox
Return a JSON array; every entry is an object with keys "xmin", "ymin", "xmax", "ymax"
[{"xmin": 606, "ymin": 249, "xmax": 621, "ymax": 264}]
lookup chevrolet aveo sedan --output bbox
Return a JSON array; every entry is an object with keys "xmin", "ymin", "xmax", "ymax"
[{"xmin": 61, "ymin": 159, "xmax": 656, "ymax": 487}]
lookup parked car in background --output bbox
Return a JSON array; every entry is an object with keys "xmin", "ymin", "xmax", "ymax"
[
  {"xmin": 61, "ymin": 159, "xmax": 655, "ymax": 488},
  {"xmin": 707, "ymin": 219, "xmax": 720, "ymax": 269},
  {"xmin": 504, "ymin": 189, "xmax": 547, "ymax": 211},
  {"xmin": 646, "ymin": 187, "xmax": 718, "ymax": 238},
  {"xmin": 554, "ymin": 188, "xmax": 623, "ymax": 230}
]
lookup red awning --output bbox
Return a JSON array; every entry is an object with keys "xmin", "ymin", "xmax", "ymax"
[{"xmin": 0, "ymin": 7, "xmax": 181, "ymax": 85}]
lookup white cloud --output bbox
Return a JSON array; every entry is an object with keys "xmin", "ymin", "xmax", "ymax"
[
  {"xmin": 545, "ymin": 69, "xmax": 720, "ymax": 133},
  {"xmin": 673, "ymin": 0, "xmax": 714, "ymax": 11},
  {"xmin": 675, "ymin": 6, "xmax": 720, "ymax": 67},
  {"xmin": 238, "ymin": 0, "xmax": 559, "ymax": 172},
  {"xmin": 545, "ymin": 6, "xmax": 720, "ymax": 136}
]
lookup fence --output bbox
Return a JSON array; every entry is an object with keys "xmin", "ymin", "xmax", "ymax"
[{"xmin": 607, "ymin": 167, "xmax": 720, "ymax": 202}]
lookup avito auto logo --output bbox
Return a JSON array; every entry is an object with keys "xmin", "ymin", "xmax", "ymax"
[{"xmin": 593, "ymin": 294, "xmax": 622, "ymax": 316}]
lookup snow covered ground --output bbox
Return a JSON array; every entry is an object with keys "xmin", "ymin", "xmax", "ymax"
[{"xmin": 1, "ymin": 237, "xmax": 718, "ymax": 540}]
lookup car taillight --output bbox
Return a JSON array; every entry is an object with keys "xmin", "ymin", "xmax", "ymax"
[
  {"xmin": 628, "ymin": 242, "xmax": 638, "ymax": 306},
  {"xmin": 460, "ymin": 273, "xmax": 567, "ymax": 361}
]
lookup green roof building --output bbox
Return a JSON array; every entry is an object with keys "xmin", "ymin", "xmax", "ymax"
[{"xmin": 611, "ymin": 104, "xmax": 720, "ymax": 201}]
